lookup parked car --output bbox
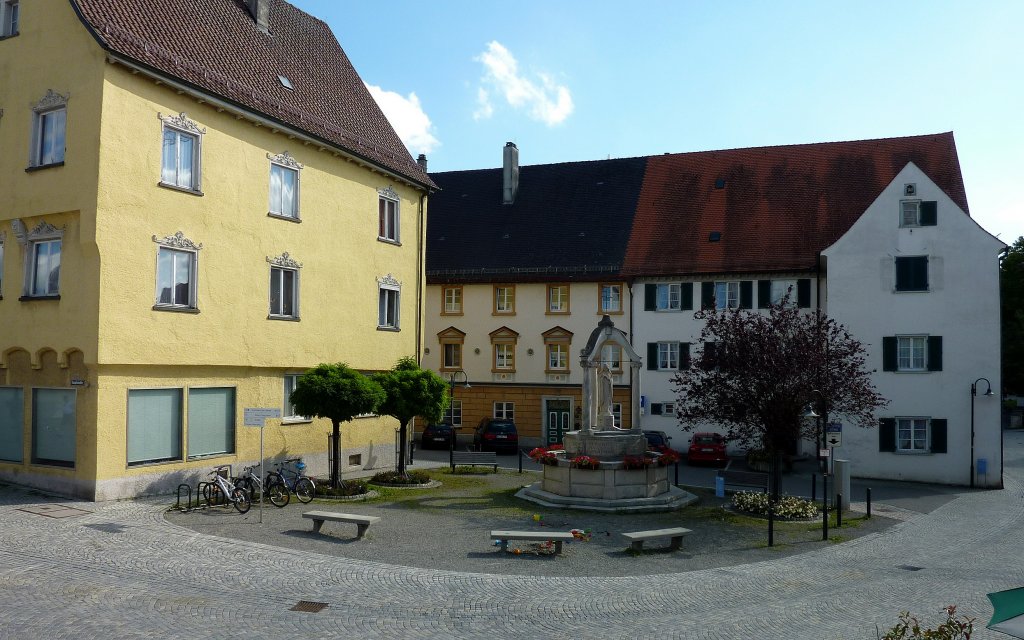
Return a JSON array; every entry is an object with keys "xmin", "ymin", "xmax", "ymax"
[
  {"xmin": 473, "ymin": 418, "xmax": 519, "ymax": 454},
  {"xmin": 420, "ymin": 423, "xmax": 454, "ymax": 450},
  {"xmin": 687, "ymin": 432, "xmax": 729, "ymax": 466},
  {"xmin": 643, "ymin": 430, "xmax": 672, "ymax": 449}
]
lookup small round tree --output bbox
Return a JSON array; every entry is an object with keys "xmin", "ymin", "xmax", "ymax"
[
  {"xmin": 289, "ymin": 363, "xmax": 385, "ymax": 488},
  {"xmin": 372, "ymin": 356, "xmax": 449, "ymax": 477}
]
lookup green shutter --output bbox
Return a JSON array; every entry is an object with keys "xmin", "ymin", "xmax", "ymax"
[
  {"xmin": 680, "ymin": 283, "xmax": 693, "ymax": 310},
  {"xmin": 879, "ymin": 418, "xmax": 896, "ymax": 452},
  {"xmin": 797, "ymin": 279, "xmax": 811, "ymax": 308},
  {"xmin": 739, "ymin": 280, "xmax": 753, "ymax": 309},
  {"xmin": 930, "ymin": 419, "xmax": 947, "ymax": 453},
  {"xmin": 914, "ymin": 257, "xmax": 929, "ymax": 290},
  {"xmin": 882, "ymin": 337, "xmax": 897, "ymax": 371},
  {"xmin": 701, "ymin": 282, "xmax": 714, "ymax": 309},
  {"xmin": 679, "ymin": 343, "xmax": 691, "ymax": 370},
  {"xmin": 920, "ymin": 201, "xmax": 937, "ymax": 226},
  {"xmin": 927, "ymin": 336, "xmax": 943, "ymax": 371},
  {"xmin": 644, "ymin": 284, "xmax": 656, "ymax": 311},
  {"xmin": 757, "ymin": 280, "xmax": 771, "ymax": 308},
  {"xmin": 647, "ymin": 343, "xmax": 658, "ymax": 370}
]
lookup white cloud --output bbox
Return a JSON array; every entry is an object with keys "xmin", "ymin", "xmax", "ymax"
[
  {"xmin": 474, "ymin": 41, "xmax": 574, "ymax": 126},
  {"xmin": 365, "ymin": 83, "xmax": 440, "ymax": 155}
]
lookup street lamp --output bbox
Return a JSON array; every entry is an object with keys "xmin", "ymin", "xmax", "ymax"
[
  {"xmin": 448, "ymin": 371, "xmax": 470, "ymax": 461},
  {"xmin": 807, "ymin": 389, "xmax": 828, "ymax": 474},
  {"xmin": 970, "ymin": 377, "xmax": 994, "ymax": 488}
]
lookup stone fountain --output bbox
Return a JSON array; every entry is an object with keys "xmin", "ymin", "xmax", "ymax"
[{"xmin": 516, "ymin": 316, "xmax": 696, "ymax": 512}]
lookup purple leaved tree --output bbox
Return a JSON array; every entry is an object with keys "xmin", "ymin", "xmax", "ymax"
[{"xmin": 672, "ymin": 298, "xmax": 888, "ymax": 500}]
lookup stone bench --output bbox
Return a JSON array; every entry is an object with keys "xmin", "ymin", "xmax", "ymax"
[
  {"xmin": 717, "ymin": 469, "xmax": 769, "ymax": 492},
  {"xmin": 451, "ymin": 451, "xmax": 498, "ymax": 472},
  {"xmin": 303, "ymin": 511, "xmax": 380, "ymax": 539},
  {"xmin": 622, "ymin": 527, "xmax": 692, "ymax": 551},
  {"xmin": 490, "ymin": 530, "xmax": 575, "ymax": 554}
]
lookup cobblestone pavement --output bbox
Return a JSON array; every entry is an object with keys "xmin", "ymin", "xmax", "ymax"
[{"xmin": 2, "ymin": 433, "xmax": 1023, "ymax": 639}]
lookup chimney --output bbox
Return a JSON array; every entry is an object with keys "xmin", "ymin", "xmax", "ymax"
[
  {"xmin": 502, "ymin": 142, "xmax": 519, "ymax": 205},
  {"xmin": 417, "ymin": 154, "xmax": 428, "ymax": 171},
  {"xmin": 246, "ymin": 0, "xmax": 270, "ymax": 34}
]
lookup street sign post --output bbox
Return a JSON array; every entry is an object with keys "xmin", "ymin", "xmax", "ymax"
[
  {"xmin": 243, "ymin": 408, "xmax": 281, "ymax": 523},
  {"xmin": 825, "ymin": 422, "xmax": 842, "ymax": 447}
]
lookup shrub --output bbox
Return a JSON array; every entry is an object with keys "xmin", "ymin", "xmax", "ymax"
[
  {"xmin": 570, "ymin": 455, "xmax": 601, "ymax": 470},
  {"xmin": 528, "ymin": 447, "xmax": 561, "ymax": 465},
  {"xmin": 621, "ymin": 455, "xmax": 653, "ymax": 470},
  {"xmin": 731, "ymin": 491, "xmax": 819, "ymax": 519},
  {"xmin": 316, "ymin": 479, "xmax": 369, "ymax": 497},
  {"xmin": 370, "ymin": 470, "xmax": 432, "ymax": 485},
  {"xmin": 880, "ymin": 606, "xmax": 973, "ymax": 639}
]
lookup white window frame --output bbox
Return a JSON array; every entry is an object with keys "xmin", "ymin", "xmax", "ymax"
[
  {"xmin": 443, "ymin": 286, "xmax": 462, "ymax": 314},
  {"xmin": 494, "ymin": 343, "xmax": 514, "ymax": 370},
  {"xmin": 153, "ymin": 232, "xmax": 201, "ymax": 310},
  {"xmin": 494, "ymin": 402, "xmax": 514, "ymax": 420},
  {"xmin": 600, "ymin": 283, "xmax": 622, "ymax": 313},
  {"xmin": 662, "ymin": 401, "xmax": 676, "ymax": 416},
  {"xmin": 897, "ymin": 335, "xmax": 927, "ymax": 372},
  {"xmin": 715, "ymin": 281, "xmax": 739, "ymax": 309},
  {"xmin": 20, "ymin": 221, "xmax": 64, "ymax": 298},
  {"xmin": 601, "ymin": 343, "xmax": 622, "ymax": 372},
  {"xmin": 547, "ymin": 342, "xmax": 568, "ymax": 371},
  {"xmin": 29, "ymin": 238, "xmax": 60, "ymax": 297},
  {"xmin": 900, "ymin": 200, "xmax": 921, "ymax": 228},
  {"xmin": 770, "ymin": 279, "xmax": 798, "ymax": 305},
  {"xmin": 268, "ymin": 159, "xmax": 300, "ymax": 219},
  {"xmin": 896, "ymin": 417, "xmax": 929, "ymax": 453},
  {"xmin": 657, "ymin": 342, "xmax": 679, "ymax": 370},
  {"xmin": 283, "ymin": 374, "xmax": 309, "ymax": 422},
  {"xmin": 269, "ymin": 266, "xmax": 299, "ymax": 318},
  {"xmin": 30, "ymin": 91, "xmax": 68, "ymax": 168},
  {"xmin": 2, "ymin": 0, "xmax": 19, "ymax": 37},
  {"xmin": 547, "ymin": 284, "xmax": 569, "ymax": 313},
  {"xmin": 444, "ymin": 399, "xmax": 463, "ymax": 426},
  {"xmin": 377, "ymin": 274, "xmax": 401, "ymax": 330},
  {"xmin": 494, "ymin": 285, "xmax": 515, "ymax": 314},
  {"xmin": 656, "ymin": 283, "xmax": 681, "ymax": 311},
  {"xmin": 442, "ymin": 342, "xmax": 462, "ymax": 369},
  {"xmin": 378, "ymin": 186, "xmax": 400, "ymax": 243},
  {"xmin": 158, "ymin": 112, "xmax": 204, "ymax": 192}
]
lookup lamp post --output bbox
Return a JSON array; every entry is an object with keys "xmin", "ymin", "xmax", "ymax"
[
  {"xmin": 970, "ymin": 377, "xmax": 994, "ymax": 488},
  {"xmin": 448, "ymin": 370, "xmax": 470, "ymax": 463}
]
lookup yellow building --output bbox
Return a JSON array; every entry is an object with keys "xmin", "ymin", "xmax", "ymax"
[{"xmin": 0, "ymin": 0, "xmax": 434, "ymax": 499}]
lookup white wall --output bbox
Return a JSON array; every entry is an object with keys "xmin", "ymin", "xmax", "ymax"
[{"xmin": 822, "ymin": 163, "xmax": 1004, "ymax": 486}]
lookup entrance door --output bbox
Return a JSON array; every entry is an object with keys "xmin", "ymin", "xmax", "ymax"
[{"xmin": 544, "ymin": 398, "xmax": 571, "ymax": 445}]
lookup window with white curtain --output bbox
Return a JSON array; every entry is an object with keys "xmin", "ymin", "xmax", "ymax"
[
  {"xmin": 31, "ymin": 388, "xmax": 75, "ymax": 467},
  {"xmin": 156, "ymin": 247, "xmax": 196, "ymax": 308},
  {"xmin": 127, "ymin": 388, "xmax": 182, "ymax": 465},
  {"xmin": 269, "ymin": 162, "xmax": 299, "ymax": 219},
  {"xmin": 0, "ymin": 387, "xmax": 24, "ymax": 462},
  {"xmin": 269, "ymin": 266, "xmax": 298, "ymax": 318},
  {"xmin": 158, "ymin": 113, "xmax": 204, "ymax": 192},
  {"xmin": 187, "ymin": 387, "xmax": 235, "ymax": 458}
]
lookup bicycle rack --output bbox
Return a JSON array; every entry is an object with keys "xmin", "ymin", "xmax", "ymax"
[
  {"xmin": 197, "ymin": 481, "xmax": 219, "ymax": 507},
  {"xmin": 174, "ymin": 483, "xmax": 193, "ymax": 512}
]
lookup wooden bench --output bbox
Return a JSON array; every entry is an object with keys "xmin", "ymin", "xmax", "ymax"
[
  {"xmin": 622, "ymin": 527, "xmax": 692, "ymax": 552},
  {"xmin": 303, "ymin": 511, "xmax": 380, "ymax": 539},
  {"xmin": 490, "ymin": 530, "xmax": 575, "ymax": 554},
  {"xmin": 451, "ymin": 450, "xmax": 498, "ymax": 472},
  {"xmin": 717, "ymin": 469, "xmax": 769, "ymax": 492}
]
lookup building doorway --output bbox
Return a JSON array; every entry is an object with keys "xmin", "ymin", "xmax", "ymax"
[{"xmin": 544, "ymin": 398, "xmax": 572, "ymax": 445}]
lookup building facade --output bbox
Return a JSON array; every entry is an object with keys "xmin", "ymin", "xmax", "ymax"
[{"xmin": 0, "ymin": 0, "xmax": 434, "ymax": 499}]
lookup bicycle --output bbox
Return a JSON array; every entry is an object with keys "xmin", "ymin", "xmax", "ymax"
[
  {"xmin": 266, "ymin": 458, "xmax": 315, "ymax": 503},
  {"xmin": 234, "ymin": 463, "xmax": 289, "ymax": 508},
  {"xmin": 203, "ymin": 465, "xmax": 251, "ymax": 514}
]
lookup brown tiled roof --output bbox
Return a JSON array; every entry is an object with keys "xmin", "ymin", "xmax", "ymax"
[
  {"xmin": 70, "ymin": 0, "xmax": 435, "ymax": 189},
  {"xmin": 623, "ymin": 132, "xmax": 968, "ymax": 277}
]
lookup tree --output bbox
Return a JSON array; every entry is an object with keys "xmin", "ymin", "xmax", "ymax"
[
  {"xmin": 672, "ymin": 299, "xmax": 888, "ymax": 499},
  {"xmin": 372, "ymin": 357, "xmax": 449, "ymax": 476},
  {"xmin": 1002, "ymin": 236, "xmax": 1024, "ymax": 395},
  {"xmin": 289, "ymin": 363, "xmax": 385, "ymax": 488}
]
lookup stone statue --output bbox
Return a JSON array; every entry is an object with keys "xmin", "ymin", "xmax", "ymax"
[{"xmin": 595, "ymin": 363, "xmax": 617, "ymax": 430}]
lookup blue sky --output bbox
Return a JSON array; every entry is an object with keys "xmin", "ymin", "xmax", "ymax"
[{"xmin": 292, "ymin": 0, "xmax": 1022, "ymax": 242}]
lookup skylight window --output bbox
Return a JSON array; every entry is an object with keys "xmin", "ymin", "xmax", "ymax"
[{"xmin": 277, "ymin": 75, "xmax": 294, "ymax": 91}]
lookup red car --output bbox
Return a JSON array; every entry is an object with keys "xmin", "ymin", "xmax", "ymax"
[{"xmin": 687, "ymin": 432, "xmax": 728, "ymax": 466}]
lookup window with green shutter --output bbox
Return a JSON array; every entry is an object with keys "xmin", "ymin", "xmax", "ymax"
[{"xmin": 895, "ymin": 256, "xmax": 929, "ymax": 292}]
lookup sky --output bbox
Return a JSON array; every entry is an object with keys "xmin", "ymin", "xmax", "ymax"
[{"xmin": 291, "ymin": 0, "xmax": 1022, "ymax": 243}]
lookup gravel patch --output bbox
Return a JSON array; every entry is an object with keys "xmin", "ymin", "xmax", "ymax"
[{"xmin": 164, "ymin": 469, "xmax": 897, "ymax": 577}]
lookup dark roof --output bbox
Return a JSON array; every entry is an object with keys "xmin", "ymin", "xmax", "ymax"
[
  {"xmin": 426, "ymin": 157, "xmax": 648, "ymax": 283},
  {"xmin": 623, "ymin": 132, "xmax": 968, "ymax": 277},
  {"xmin": 70, "ymin": 0, "xmax": 434, "ymax": 189}
]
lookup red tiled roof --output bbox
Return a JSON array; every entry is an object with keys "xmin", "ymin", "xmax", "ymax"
[
  {"xmin": 70, "ymin": 0, "xmax": 434, "ymax": 189},
  {"xmin": 622, "ymin": 132, "xmax": 968, "ymax": 277}
]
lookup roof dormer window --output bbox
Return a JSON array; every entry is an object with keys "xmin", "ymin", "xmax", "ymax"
[{"xmin": 277, "ymin": 75, "xmax": 293, "ymax": 91}]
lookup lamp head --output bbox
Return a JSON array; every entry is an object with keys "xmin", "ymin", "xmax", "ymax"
[{"xmin": 984, "ymin": 388, "xmax": 995, "ymax": 397}]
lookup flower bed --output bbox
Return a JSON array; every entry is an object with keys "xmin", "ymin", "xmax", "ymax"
[
  {"xmin": 569, "ymin": 455, "xmax": 601, "ymax": 470},
  {"xmin": 731, "ymin": 491, "xmax": 819, "ymax": 519},
  {"xmin": 370, "ymin": 470, "xmax": 433, "ymax": 486},
  {"xmin": 528, "ymin": 446, "xmax": 562, "ymax": 466},
  {"xmin": 621, "ymin": 455, "xmax": 653, "ymax": 470}
]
